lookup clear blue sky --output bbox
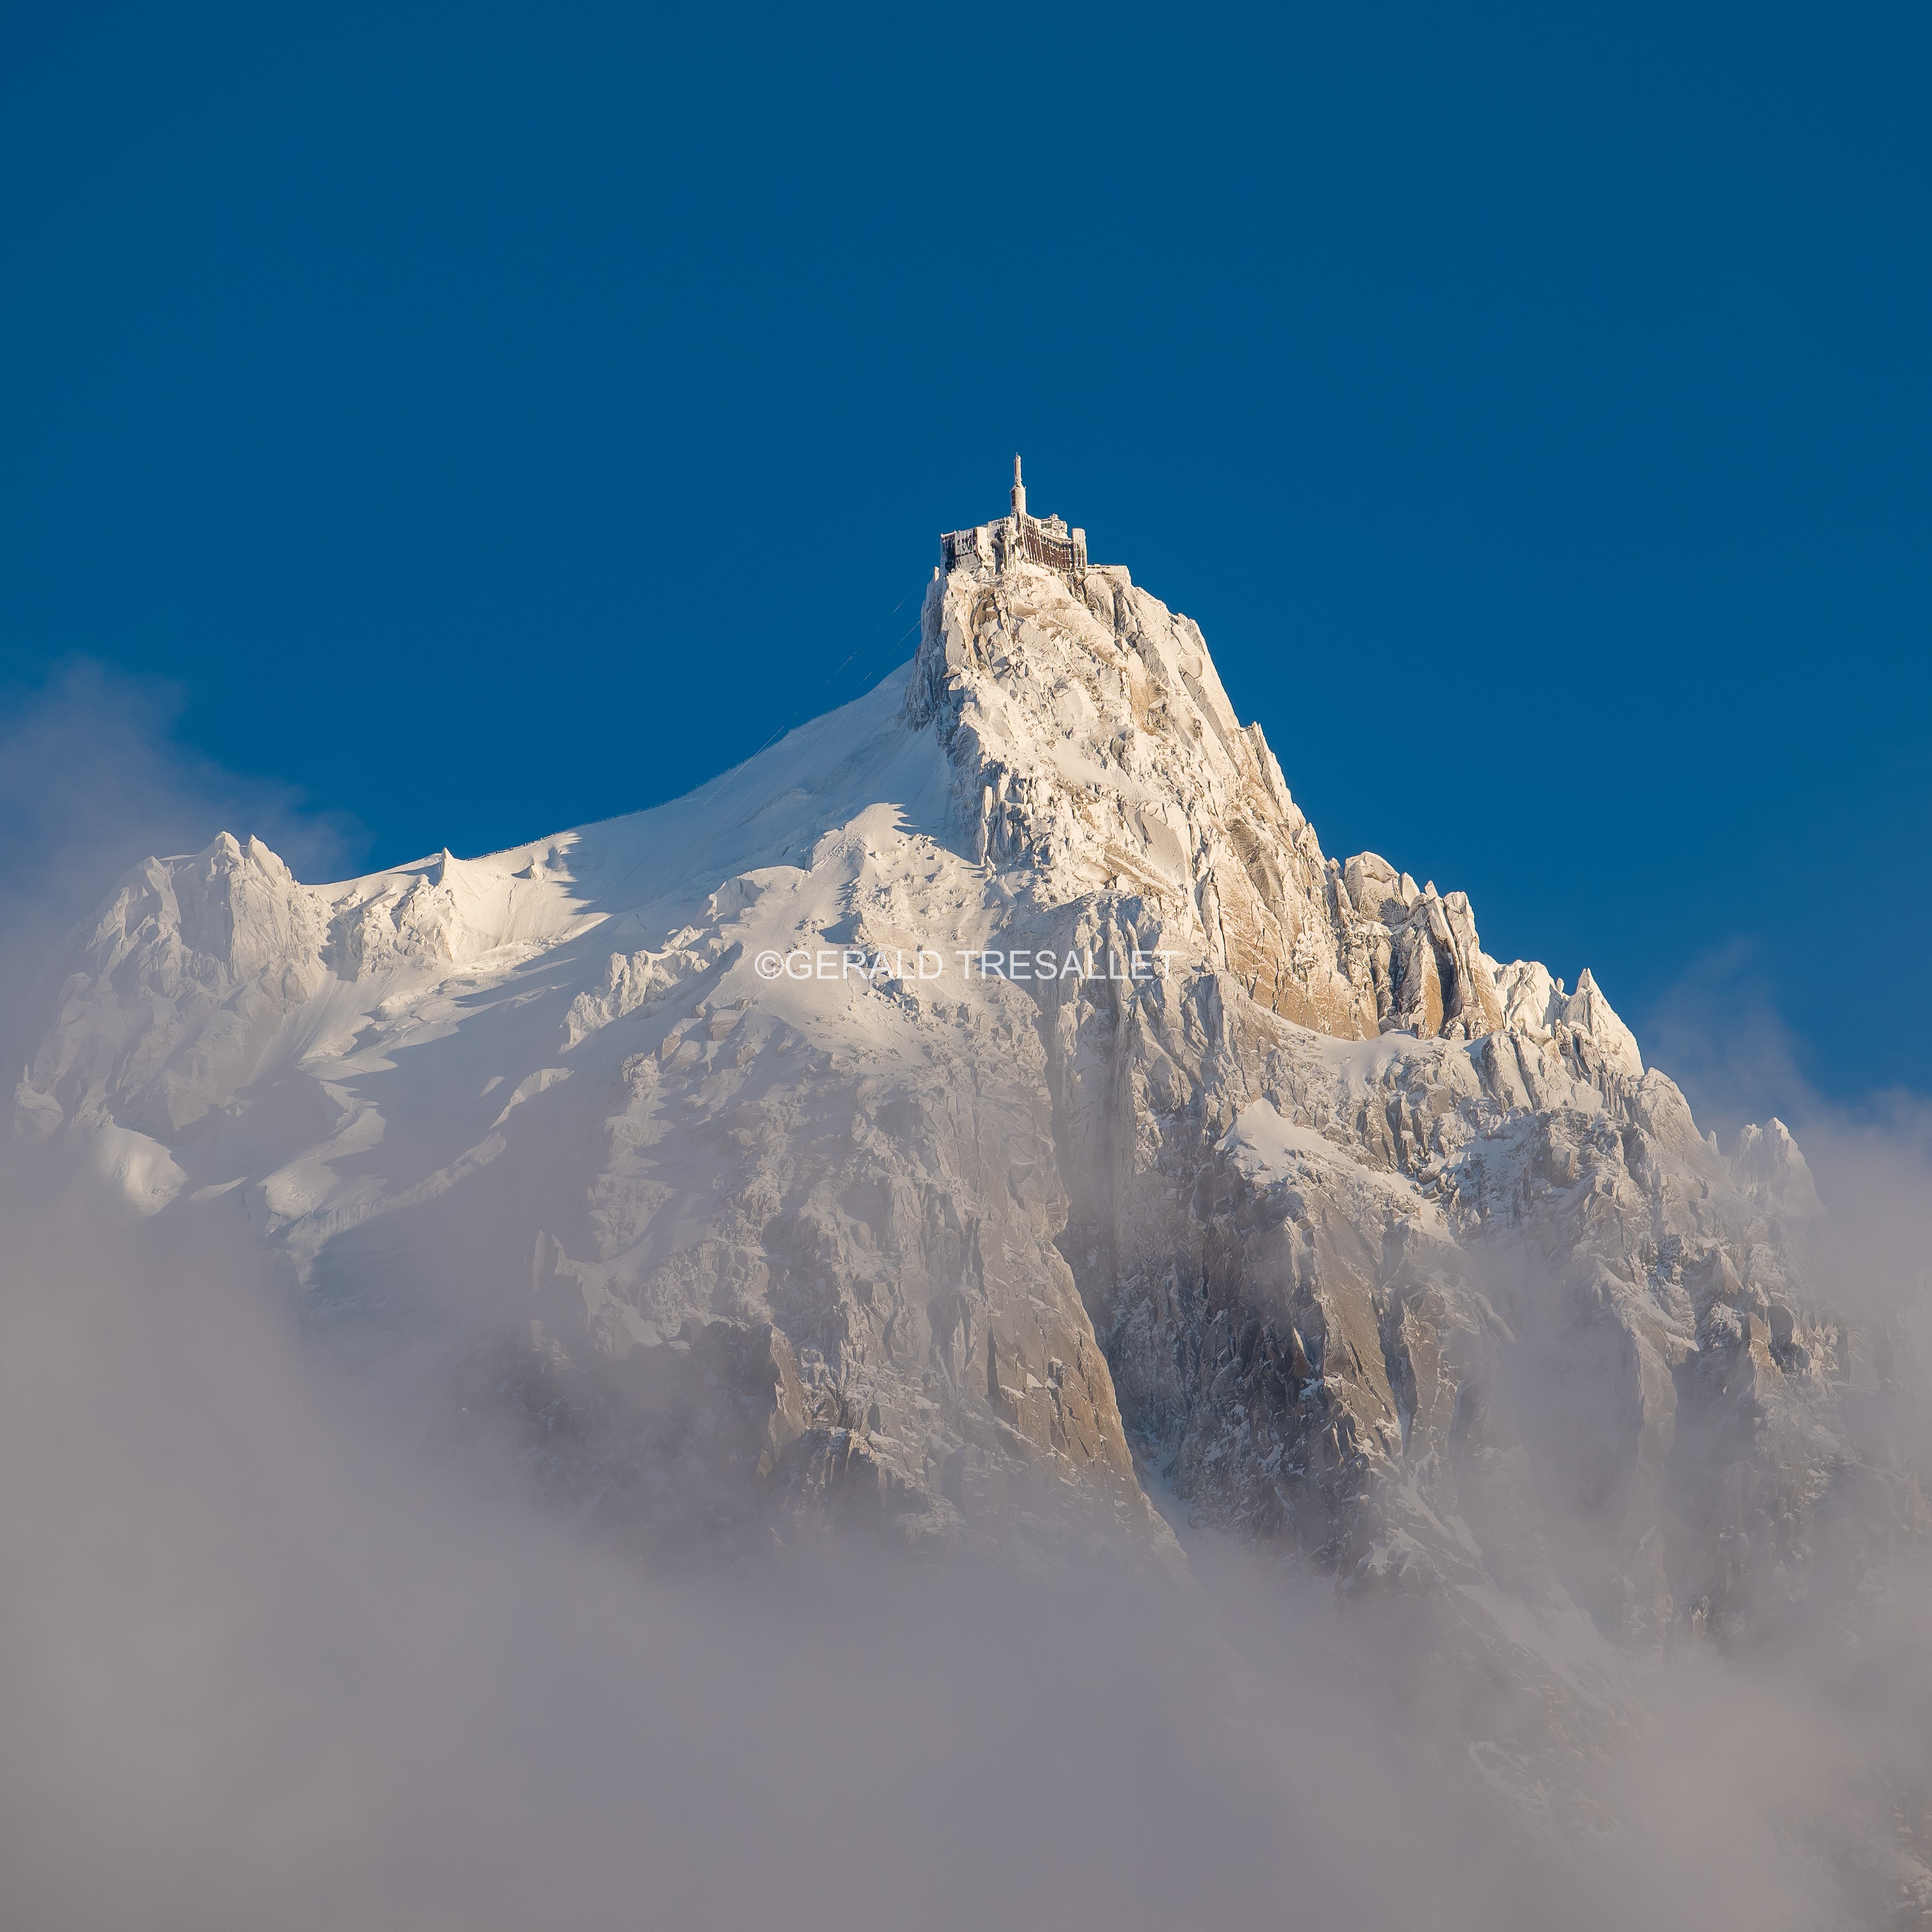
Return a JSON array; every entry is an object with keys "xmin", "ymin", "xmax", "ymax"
[{"xmin": 3, "ymin": 3, "xmax": 1926, "ymax": 1105}]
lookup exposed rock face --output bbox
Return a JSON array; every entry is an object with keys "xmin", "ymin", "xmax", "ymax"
[
  {"xmin": 17, "ymin": 539, "xmax": 1921, "ymax": 1688},
  {"xmin": 907, "ymin": 561, "xmax": 1380, "ymax": 1039}
]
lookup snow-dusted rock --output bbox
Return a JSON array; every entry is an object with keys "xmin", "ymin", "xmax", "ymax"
[
  {"xmin": 23, "ymin": 832, "xmax": 328, "ymax": 1139},
  {"xmin": 1560, "ymin": 965, "xmax": 1643, "ymax": 1078},
  {"xmin": 1731, "ymin": 1116, "xmax": 1825, "ymax": 1219}
]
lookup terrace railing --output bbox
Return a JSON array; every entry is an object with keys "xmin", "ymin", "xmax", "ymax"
[{"xmin": 940, "ymin": 517, "xmax": 1086, "ymax": 578}]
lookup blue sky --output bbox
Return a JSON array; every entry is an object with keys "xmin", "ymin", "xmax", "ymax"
[{"xmin": 2, "ymin": 3, "xmax": 1926, "ymax": 1107}]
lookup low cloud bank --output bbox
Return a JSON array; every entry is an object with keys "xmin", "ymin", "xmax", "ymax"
[
  {"xmin": 0, "ymin": 1155, "xmax": 1495, "ymax": 1931},
  {"xmin": 5, "ymin": 1142, "xmax": 1924, "ymax": 1931}
]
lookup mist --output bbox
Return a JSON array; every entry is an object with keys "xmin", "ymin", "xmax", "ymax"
[
  {"xmin": 9, "ymin": 1133, "xmax": 1906, "ymax": 1932},
  {"xmin": 1650, "ymin": 939, "xmax": 1932, "ymax": 1365},
  {"xmin": 4, "ymin": 677, "xmax": 1929, "ymax": 1930},
  {"xmin": 0, "ymin": 1149, "xmax": 1507, "ymax": 1930}
]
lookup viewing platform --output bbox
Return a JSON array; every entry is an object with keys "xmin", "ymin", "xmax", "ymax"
[{"xmin": 941, "ymin": 457, "xmax": 1088, "ymax": 579}]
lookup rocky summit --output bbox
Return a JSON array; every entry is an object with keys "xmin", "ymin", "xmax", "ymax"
[{"xmin": 19, "ymin": 465, "xmax": 1926, "ymax": 1893}]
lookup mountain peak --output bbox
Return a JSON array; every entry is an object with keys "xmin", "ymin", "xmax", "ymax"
[
  {"xmin": 914, "ymin": 471, "xmax": 1640, "ymax": 1063},
  {"xmin": 13, "ymin": 501, "xmax": 1896, "ymax": 1860}
]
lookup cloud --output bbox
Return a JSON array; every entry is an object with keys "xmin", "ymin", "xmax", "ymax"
[
  {"xmin": 6, "ymin": 1124, "xmax": 1916, "ymax": 1931},
  {"xmin": 0, "ymin": 1147, "xmax": 1519, "ymax": 1932},
  {"xmin": 1641, "ymin": 938, "xmax": 1816, "ymax": 1135},
  {"xmin": 1648, "ymin": 941, "xmax": 1932, "ymax": 1340}
]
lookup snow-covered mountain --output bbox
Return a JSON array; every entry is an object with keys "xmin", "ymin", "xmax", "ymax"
[{"xmin": 20, "ymin": 468, "xmax": 1920, "ymax": 1733}]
